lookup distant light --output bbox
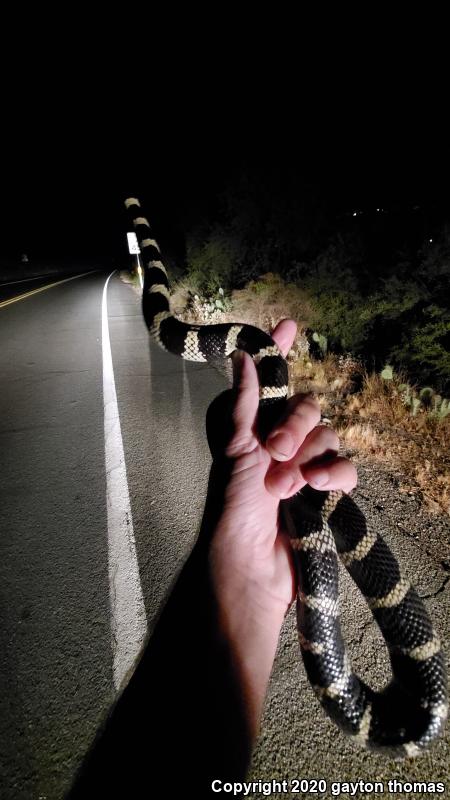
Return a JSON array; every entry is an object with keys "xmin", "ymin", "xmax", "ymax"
[
  {"xmin": 353, "ymin": 212, "xmax": 357, "ymax": 217},
  {"xmin": 376, "ymin": 208, "xmax": 380, "ymax": 212},
  {"xmin": 429, "ymin": 238, "xmax": 433, "ymax": 243}
]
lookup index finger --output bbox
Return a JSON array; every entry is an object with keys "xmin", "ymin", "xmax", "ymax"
[{"xmin": 270, "ymin": 319, "xmax": 297, "ymax": 357}]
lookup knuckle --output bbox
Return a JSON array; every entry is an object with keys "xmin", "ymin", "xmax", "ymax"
[
  {"xmin": 329, "ymin": 458, "xmax": 358, "ymax": 492},
  {"xmin": 226, "ymin": 433, "xmax": 255, "ymax": 457},
  {"xmin": 348, "ymin": 464, "xmax": 358, "ymax": 489},
  {"xmin": 302, "ymin": 397, "xmax": 321, "ymax": 423},
  {"xmin": 303, "ymin": 392, "xmax": 321, "ymax": 411},
  {"xmin": 292, "ymin": 396, "xmax": 321, "ymax": 427},
  {"xmin": 314, "ymin": 425, "xmax": 340, "ymax": 451}
]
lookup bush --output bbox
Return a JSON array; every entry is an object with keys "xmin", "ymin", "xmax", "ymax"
[
  {"xmin": 182, "ymin": 193, "xmax": 450, "ymax": 392},
  {"xmin": 390, "ymin": 304, "xmax": 450, "ymax": 391},
  {"xmin": 185, "ymin": 226, "xmax": 241, "ymax": 295}
]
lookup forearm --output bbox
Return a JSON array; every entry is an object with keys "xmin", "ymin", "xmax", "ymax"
[
  {"xmin": 69, "ymin": 451, "xmax": 283, "ymax": 798},
  {"xmin": 212, "ymin": 578, "xmax": 284, "ymax": 739}
]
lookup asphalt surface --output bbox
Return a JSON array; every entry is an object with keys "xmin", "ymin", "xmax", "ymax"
[
  {"xmin": 249, "ymin": 463, "xmax": 450, "ymax": 798},
  {"xmin": 0, "ymin": 276, "xmax": 53, "ymax": 302},
  {"xmin": 0, "ymin": 272, "xmax": 112, "ymax": 798},
  {"xmin": 0, "ymin": 272, "xmax": 449, "ymax": 798},
  {"xmin": 0, "ymin": 274, "xmax": 96, "ymax": 305},
  {"xmin": 0, "ymin": 272, "xmax": 221, "ymax": 798}
]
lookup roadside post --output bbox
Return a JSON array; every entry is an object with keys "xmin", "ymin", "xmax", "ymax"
[{"xmin": 126, "ymin": 232, "xmax": 143, "ymax": 288}]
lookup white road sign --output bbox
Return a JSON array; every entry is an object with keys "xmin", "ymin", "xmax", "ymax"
[{"xmin": 127, "ymin": 232, "xmax": 141, "ymax": 254}]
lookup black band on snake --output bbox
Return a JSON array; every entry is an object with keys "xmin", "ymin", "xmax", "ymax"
[{"xmin": 124, "ymin": 197, "xmax": 447, "ymax": 756}]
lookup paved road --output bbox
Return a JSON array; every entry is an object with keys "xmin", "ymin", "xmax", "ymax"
[
  {"xmin": 0, "ymin": 273, "xmax": 97, "ymax": 305},
  {"xmin": 0, "ymin": 272, "xmax": 221, "ymax": 798},
  {"xmin": 0, "ymin": 273, "xmax": 449, "ymax": 798},
  {"xmin": 249, "ymin": 461, "xmax": 450, "ymax": 798}
]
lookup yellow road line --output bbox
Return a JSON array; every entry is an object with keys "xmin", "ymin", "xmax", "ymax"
[{"xmin": 0, "ymin": 271, "xmax": 96, "ymax": 310}]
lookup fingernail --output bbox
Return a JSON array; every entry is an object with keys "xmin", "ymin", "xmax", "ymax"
[
  {"xmin": 267, "ymin": 431, "xmax": 294, "ymax": 458},
  {"xmin": 309, "ymin": 469, "xmax": 329, "ymax": 488}
]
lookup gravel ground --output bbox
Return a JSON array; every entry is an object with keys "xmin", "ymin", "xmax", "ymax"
[
  {"xmin": 125, "ymin": 275, "xmax": 449, "ymax": 798},
  {"xmin": 247, "ymin": 458, "xmax": 450, "ymax": 800}
]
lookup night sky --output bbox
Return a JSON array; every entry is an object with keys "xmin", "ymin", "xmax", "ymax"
[{"xmin": 2, "ymin": 52, "xmax": 449, "ymax": 275}]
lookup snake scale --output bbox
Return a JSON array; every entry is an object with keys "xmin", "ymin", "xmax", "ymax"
[{"xmin": 124, "ymin": 196, "xmax": 447, "ymax": 756}]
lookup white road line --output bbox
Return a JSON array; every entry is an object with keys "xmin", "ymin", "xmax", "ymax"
[
  {"xmin": 0, "ymin": 274, "xmax": 55, "ymax": 286},
  {"xmin": 102, "ymin": 272, "xmax": 147, "ymax": 691},
  {"xmin": 0, "ymin": 271, "xmax": 97, "ymax": 309},
  {"xmin": 0, "ymin": 271, "xmax": 95, "ymax": 286}
]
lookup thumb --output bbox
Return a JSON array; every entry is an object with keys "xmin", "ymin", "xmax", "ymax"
[{"xmin": 226, "ymin": 351, "xmax": 260, "ymax": 457}]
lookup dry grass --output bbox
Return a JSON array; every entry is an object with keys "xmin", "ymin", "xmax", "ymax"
[
  {"xmin": 224, "ymin": 281, "xmax": 450, "ymax": 517},
  {"xmin": 124, "ymin": 269, "xmax": 450, "ymax": 516},
  {"xmin": 286, "ymin": 356, "xmax": 450, "ymax": 515},
  {"xmin": 230, "ymin": 273, "xmax": 313, "ymax": 336},
  {"xmin": 332, "ymin": 373, "xmax": 450, "ymax": 516},
  {"xmin": 174, "ymin": 273, "xmax": 314, "ymax": 357}
]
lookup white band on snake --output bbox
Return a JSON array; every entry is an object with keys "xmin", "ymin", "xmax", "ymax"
[{"xmin": 124, "ymin": 196, "xmax": 448, "ymax": 757}]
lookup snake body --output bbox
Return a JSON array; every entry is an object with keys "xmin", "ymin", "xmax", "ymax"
[{"xmin": 125, "ymin": 197, "xmax": 447, "ymax": 756}]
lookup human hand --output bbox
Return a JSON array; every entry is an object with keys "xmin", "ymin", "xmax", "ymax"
[
  {"xmin": 209, "ymin": 319, "xmax": 357, "ymax": 616},
  {"xmin": 207, "ymin": 319, "xmax": 357, "ymax": 734}
]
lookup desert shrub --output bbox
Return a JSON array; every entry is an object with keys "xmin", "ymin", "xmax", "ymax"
[
  {"xmin": 185, "ymin": 225, "xmax": 242, "ymax": 295},
  {"xmin": 182, "ymin": 185, "xmax": 450, "ymax": 392},
  {"xmin": 389, "ymin": 304, "xmax": 450, "ymax": 392},
  {"xmin": 293, "ymin": 244, "xmax": 370, "ymax": 353},
  {"xmin": 230, "ymin": 273, "xmax": 313, "ymax": 334}
]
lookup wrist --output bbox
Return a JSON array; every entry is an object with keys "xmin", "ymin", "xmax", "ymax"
[{"xmin": 210, "ymin": 565, "xmax": 285, "ymax": 738}]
